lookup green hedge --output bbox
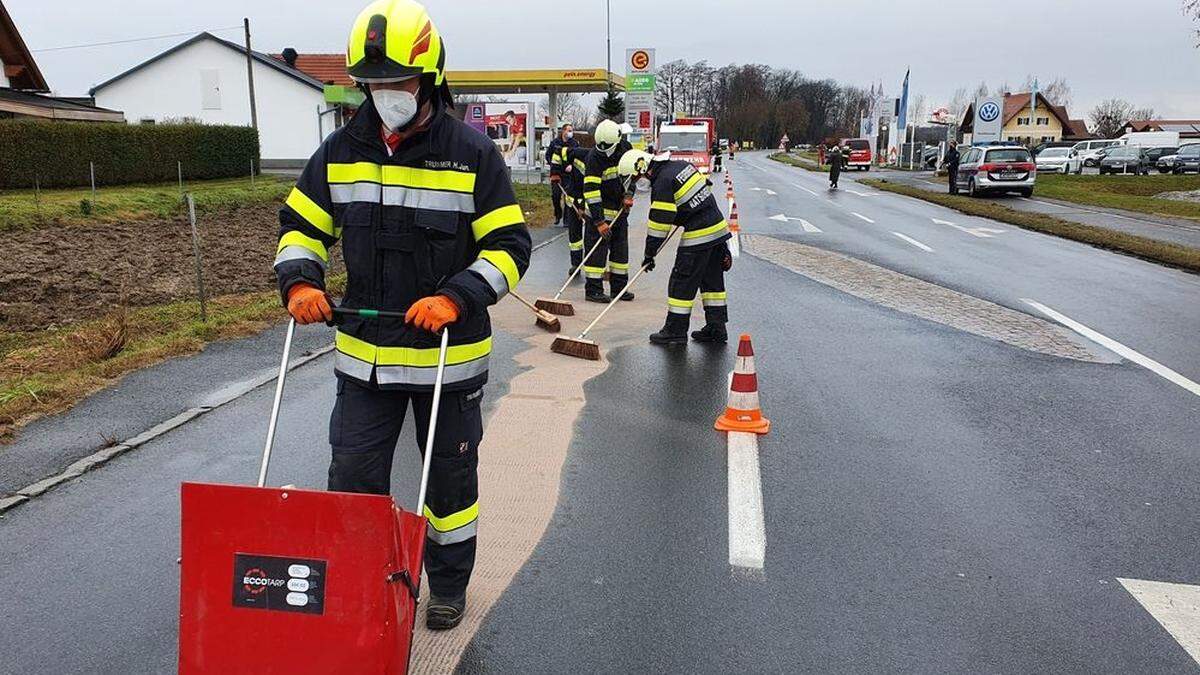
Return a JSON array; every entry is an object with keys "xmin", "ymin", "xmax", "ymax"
[{"xmin": 0, "ymin": 120, "xmax": 260, "ymax": 189}]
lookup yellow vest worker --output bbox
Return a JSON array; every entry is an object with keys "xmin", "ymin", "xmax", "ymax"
[{"xmin": 274, "ymin": 0, "xmax": 532, "ymax": 630}]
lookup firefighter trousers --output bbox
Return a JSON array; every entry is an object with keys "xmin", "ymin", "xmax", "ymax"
[
  {"xmin": 665, "ymin": 243, "xmax": 728, "ymax": 328},
  {"xmin": 583, "ymin": 210, "xmax": 630, "ymax": 295},
  {"xmin": 564, "ymin": 203, "xmax": 584, "ymax": 269},
  {"xmin": 328, "ymin": 375, "xmax": 482, "ymax": 598},
  {"xmin": 551, "ymin": 180, "xmax": 564, "ymax": 222}
]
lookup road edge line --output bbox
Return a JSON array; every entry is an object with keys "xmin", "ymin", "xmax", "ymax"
[{"xmin": 1022, "ymin": 299, "xmax": 1200, "ymax": 398}]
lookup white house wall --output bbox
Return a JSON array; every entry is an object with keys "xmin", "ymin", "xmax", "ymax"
[
  {"xmin": 0, "ymin": 56, "xmax": 9, "ymax": 88},
  {"xmin": 93, "ymin": 38, "xmax": 328, "ymax": 161}
]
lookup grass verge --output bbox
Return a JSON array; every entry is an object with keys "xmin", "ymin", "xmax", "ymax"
[
  {"xmin": 0, "ymin": 175, "xmax": 293, "ymax": 231},
  {"xmin": 861, "ymin": 178, "xmax": 1200, "ymax": 273},
  {"xmin": 0, "ymin": 274, "xmax": 345, "ymax": 442},
  {"xmin": 512, "ymin": 182, "xmax": 554, "ymax": 226},
  {"xmin": 769, "ymin": 151, "xmax": 828, "ymax": 172},
  {"xmin": 1033, "ymin": 174, "xmax": 1200, "ymax": 221}
]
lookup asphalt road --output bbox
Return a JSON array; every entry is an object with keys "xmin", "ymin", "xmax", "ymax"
[{"xmin": 2, "ymin": 153, "xmax": 1198, "ymax": 672}]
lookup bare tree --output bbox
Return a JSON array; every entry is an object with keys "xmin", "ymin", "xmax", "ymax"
[
  {"xmin": 1041, "ymin": 77, "xmax": 1073, "ymax": 109},
  {"xmin": 947, "ymin": 87, "xmax": 969, "ymax": 119},
  {"xmin": 972, "ymin": 81, "xmax": 989, "ymax": 100},
  {"xmin": 909, "ymin": 93, "xmax": 928, "ymax": 125},
  {"xmin": 1186, "ymin": 0, "xmax": 1200, "ymax": 43},
  {"xmin": 1090, "ymin": 98, "xmax": 1133, "ymax": 138},
  {"xmin": 1130, "ymin": 106, "xmax": 1156, "ymax": 122}
]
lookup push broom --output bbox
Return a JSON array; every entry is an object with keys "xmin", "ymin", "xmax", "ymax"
[
  {"xmin": 507, "ymin": 288, "xmax": 561, "ymax": 332},
  {"xmin": 550, "ymin": 224, "xmax": 682, "ymax": 361},
  {"xmin": 535, "ymin": 203, "xmax": 630, "ymax": 317}
]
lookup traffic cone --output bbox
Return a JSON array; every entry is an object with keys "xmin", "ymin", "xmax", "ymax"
[
  {"xmin": 726, "ymin": 183, "xmax": 734, "ymax": 199},
  {"xmin": 715, "ymin": 334, "xmax": 769, "ymax": 434},
  {"xmin": 729, "ymin": 201, "xmax": 740, "ymax": 233}
]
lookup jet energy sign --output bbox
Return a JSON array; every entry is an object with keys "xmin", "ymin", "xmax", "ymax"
[
  {"xmin": 625, "ymin": 48, "xmax": 656, "ymax": 145},
  {"xmin": 973, "ymin": 97, "xmax": 1003, "ymax": 145}
]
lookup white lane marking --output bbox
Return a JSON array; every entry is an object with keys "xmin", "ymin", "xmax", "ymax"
[
  {"xmin": 1023, "ymin": 299, "xmax": 1200, "ymax": 398},
  {"xmin": 851, "ymin": 212, "xmax": 875, "ymax": 223},
  {"xmin": 931, "ymin": 217, "xmax": 1003, "ymax": 238},
  {"xmin": 728, "ymin": 430, "xmax": 766, "ymax": 570},
  {"xmin": 892, "ymin": 232, "xmax": 934, "ymax": 252},
  {"xmin": 750, "ymin": 187, "xmax": 778, "ymax": 195},
  {"xmin": 846, "ymin": 189, "xmax": 877, "ymax": 197},
  {"xmin": 1118, "ymin": 578, "xmax": 1200, "ymax": 665},
  {"xmin": 792, "ymin": 183, "xmax": 820, "ymax": 197},
  {"xmin": 768, "ymin": 214, "xmax": 822, "ymax": 232}
]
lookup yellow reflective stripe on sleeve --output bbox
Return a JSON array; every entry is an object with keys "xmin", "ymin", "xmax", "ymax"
[
  {"xmin": 583, "ymin": 176, "xmax": 602, "ymax": 184},
  {"xmin": 667, "ymin": 297, "xmax": 695, "ymax": 308},
  {"xmin": 603, "ymin": 167, "xmax": 619, "ymax": 177},
  {"xmin": 327, "ymin": 163, "xmax": 476, "ymax": 193},
  {"xmin": 277, "ymin": 230, "xmax": 329, "ymax": 262},
  {"xmin": 573, "ymin": 159, "xmax": 587, "ymax": 171},
  {"xmin": 327, "ymin": 162, "xmax": 382, "ymax": 184},
  {"xmin": 609, "ymin": 261, "xmax": 630, "ymax": 271},
  {"xmin": 603, "ymin": 208, "xmax": 619, "ymax": 218},
  {"xmin": 472, "ymin": 203, "xmax": 524, "ymax": 240},
  {"xmin": 648, "ymin": 219, "xmax": 673, "ymax": 232},
  {"xmin": 650, "ymin": 201, "xmax": 677, "ymax": 212},
  {"xmin": 478, "ymin": 249, "xmax": 520, "ymax": 290},
  {"xmin": 424, "ymin": 501, "xmax": 479, "ymax": 532},
  {"xmin": 285, "ymin": 188, "xmax": 335, "ymax": 237},
  {"xmin": 682, "ymin": 220, "xmax": 728, "ymax": 240},
  {"xmin": 673, "ymin": 172, "xmax": 703, "ymax": 202},
  {"xmin": 337, "ymin": 331, "xmax": 493, "ymax": 367},
  {"xmin": 701, "ymin": 291, "xmax": 728, "ymax": 301}
]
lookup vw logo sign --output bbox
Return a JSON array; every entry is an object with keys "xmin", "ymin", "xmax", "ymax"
[{"xmin": 978, "ymin": 101, "xmax": 1000, "ymax": 122}]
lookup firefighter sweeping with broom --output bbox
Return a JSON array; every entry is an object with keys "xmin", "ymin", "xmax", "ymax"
[
  {"xmin": 582, "ymin": 119, "xmax": 635, "ymax": 303},
  {"xmin": 618, "ymin": 149, "xmax": 731, "ymax": 344},
  {"xmin": 274, "ymin": 0, "xmax": 531, "ymax": 630}
]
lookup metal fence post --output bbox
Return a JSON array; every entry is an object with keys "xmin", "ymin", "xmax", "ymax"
[
  {"xmin": 89, "ymin": 161, "xmax": 97, "ymax": 205},
  {"xmin": 250, "ymin": 158, "xmax": 255, "ymax": 185},
  {"xmin": 185, "ymin": 194, "xmax": 208, "ymax": 322},
  {"xmin": 178, "ymin": 161, "xmax": 184, "ymax": 199}
]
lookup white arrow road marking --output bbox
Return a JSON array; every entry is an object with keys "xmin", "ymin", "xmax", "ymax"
[
  {"xmin": 750, "ymin": 187, "xmax": 778, "ymax": 195},
  {"xmin": 768, "ymin": 214, "xmax": 822, "ymax": 232},
  {"xmin": 892, "ymin": 232, "xmax": 933, "ymax": 252},
  {"xmin": 728, "ymin": 430, "xmax": 766, "ymax": 570},
  {"xmin": 1118, "ymin": 578, "xmax": 1200, "ymax": 664},
  {"xmin": 791, "ymin": 183, "xmax": 820, "ymax": 197},
  {"xmin": 846, "ymin": 190, "xmax": 876, "ymax": 197},
  {"xmin": 932, "ymin": 217, "xmax": 1004, "ymax": 238},
  {"xmin": 1023, "ymin": 299, "xmax": 1200, "ymax": 398},
  {"xmin": 851, "ymin": 212, "xmax": 875, "ymax": 223}
]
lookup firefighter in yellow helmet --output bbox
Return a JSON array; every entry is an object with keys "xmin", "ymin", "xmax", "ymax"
[
  {"xmin": 581, "ymin": 119, "xmax": 635, "ymax": 302},
  {"xmin": 273, "ymin": 0, "xmax": 531, "ymax": 630}
]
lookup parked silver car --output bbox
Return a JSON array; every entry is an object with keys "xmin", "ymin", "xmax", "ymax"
[{"xmin": 954, "ymin": 145, "xmax": 1037, "ymax": 197}]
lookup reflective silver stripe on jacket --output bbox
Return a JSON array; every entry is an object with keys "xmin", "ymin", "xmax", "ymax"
[
  {"xmin": 274, "ymin": 245, "xmax": 327, "ymax": 269},
  {"xmin": 678, "ymin": 225, "xmax": 730, "ymax": 248},
  {"xmin": 373, "ymin": 356, "xmax": 490, "ymax": 386},
  {"xmin": 329, "ymin": 183, "xmax": 475, "ymax": 213},
  {"xmin": 426, "ymin": 521, "xmax": 477, "ymax": 545},
  {"xmin": 468, "ymin": 258, "xmax": 510, "ymax": 298},
  {"xmin": 334, "ymin": 351, "xmax": 374, "ymax": 382}
]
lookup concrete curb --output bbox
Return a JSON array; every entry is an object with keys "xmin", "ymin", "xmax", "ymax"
[
  {"xmin": 532, "ymin": 231, "xmax": 566, "ymax": 252},
  {"xmin": 0, "ymin": 344, "xmax": 335, "ymax": 515}
]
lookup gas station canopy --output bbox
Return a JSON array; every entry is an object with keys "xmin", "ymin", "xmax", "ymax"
[{"xmin": 447, "ymin": 69, "xmax": 625, "ymax": 94}]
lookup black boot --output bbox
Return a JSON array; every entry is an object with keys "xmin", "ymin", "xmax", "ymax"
[
  {"xmin": 585, "ymin": 281, "xmax": 610, "ymax": 303},
  {"xmin": 649, "ymin": 315, "xmax": 689, "ymax": 345},
  {"xmin": 426, "ymin": 593, "xmax": 466, "ymax": 630},
  {"xmin": 610, "ymin": 280, "xmax": 634, "ymax": 301},
  {"xmin": 691, "ymin": 323, "xmax": 728, "ymax": 343}
]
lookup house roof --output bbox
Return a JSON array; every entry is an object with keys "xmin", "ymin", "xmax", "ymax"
[
  {"xmin": 1124, "ymin": 119, "xmax": 1200, "ymax": 133},
  {"xmin": 0, "ymin": 87, "xmax": 124, "ymax": 121},
  {"xmin": 1063, "ymin": 118, "xmax": 1093, "ymax": 140},
  {"xmin": 89, "ymin": 32, "xmax": 325, "ymax": 96},
  {"xmin": 0, "ymin": 0, "xmax": 48, "ymax": 91},
  {"xmin": 273, "ymin": 53, "xmax": 350, "ymax": 86}
]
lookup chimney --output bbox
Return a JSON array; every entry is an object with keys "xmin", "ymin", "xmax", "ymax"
[{"xmin": 281, "ymin": 48, "xmax": 298, "ymax": 68}]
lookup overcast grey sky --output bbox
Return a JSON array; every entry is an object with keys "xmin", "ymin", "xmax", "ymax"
[{"xmin": 12, "ymin": 0, "xmax": 1200, "ymax": 119}]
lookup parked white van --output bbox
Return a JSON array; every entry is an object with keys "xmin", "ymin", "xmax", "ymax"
[{"xmin": 1072, "ymin": 139, "xmax": 1124, "ymax": 167}]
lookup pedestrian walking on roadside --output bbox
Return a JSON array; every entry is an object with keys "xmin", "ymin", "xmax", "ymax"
[
  {"xmin": 828, "ymin": 142, "xmax": 843, "ymax": 189},
  {"xmin": 274, "ymin": 0, "xmax": 531, "ymax": 631},
  {"xmin": 944, "ymin": 140, "xmax": 961, "ymax": 195}
]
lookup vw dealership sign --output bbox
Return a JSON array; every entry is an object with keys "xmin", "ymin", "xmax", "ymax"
[{"xmin": 972, "ymin": 97, "xmax": 1003, "ymax": 144}]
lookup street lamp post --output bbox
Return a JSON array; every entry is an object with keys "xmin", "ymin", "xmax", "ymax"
[{"xmin": 605, "ymin": 0, "xmax": 612, "ymax": 93}]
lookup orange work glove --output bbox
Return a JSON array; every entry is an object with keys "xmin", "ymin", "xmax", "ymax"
[
  {"xmin": 596, "ymin": 220, "xmax": 611, "ymax": 239},
  {"xmin": 286, "ymin": 283, "xmax": 333, "ymax": 324},
  {"xmin": 405, "ymin": 295, "xmax": 460, "ymax": 333}
]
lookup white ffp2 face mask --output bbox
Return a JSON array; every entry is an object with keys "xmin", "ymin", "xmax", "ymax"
[{"xmin": 373, "ymin": 89, "xmax": 418, "ymax": 131}]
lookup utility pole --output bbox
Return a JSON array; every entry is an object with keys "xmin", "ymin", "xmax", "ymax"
[
  {"xmin": 244, "ymin": 18, "xmax": 259, "ymax": 131},
  {"xmin": 605, "ymin": 0, "xmax": 612, "ymax": 93}
]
